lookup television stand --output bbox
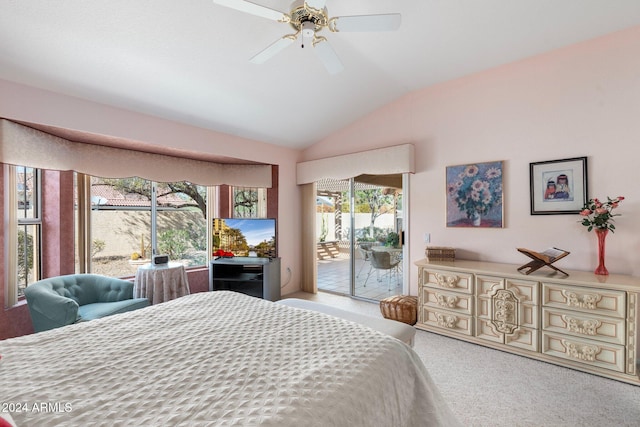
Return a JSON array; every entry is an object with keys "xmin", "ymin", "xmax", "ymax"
[{"xmin": 209, "ymin": 257, "xmax": 281, "ymax": 301}]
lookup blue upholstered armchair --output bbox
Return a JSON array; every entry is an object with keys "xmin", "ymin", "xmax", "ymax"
[{"xmin": 24, "ymin": 274, "xmax": 150, "ymax": 332}]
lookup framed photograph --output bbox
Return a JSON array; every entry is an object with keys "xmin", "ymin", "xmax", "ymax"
[
  {"xmin": 530, "ymin": 157, "xmax": 588, "ymax": 215},
  {"xmin": 446, "ymin": 160, "xmax": 504, "ymax": 228}
]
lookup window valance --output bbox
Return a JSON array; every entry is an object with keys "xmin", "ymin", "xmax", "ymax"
[
  {"xmin": 0, "ymin": 119, "xmax": 272, "ymax": 187},
  {"xmin": 296, "ymin": 143, "xmax": 414, "ymax": 185}
]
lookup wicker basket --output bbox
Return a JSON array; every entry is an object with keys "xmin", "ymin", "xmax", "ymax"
[
  {"xmin": 425, "ymin": 246, "xmax": 456, "ymax": 262},
  {"xmin": 379, "ymin": 295, "xmax": 418, "ymax": 325}
]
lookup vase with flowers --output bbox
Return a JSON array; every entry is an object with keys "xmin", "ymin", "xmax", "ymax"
[
  {"xmin": 579, "ymin": 196, "xmax": 625, "ymax": 275},
  {"xmin": 447, "ymin": 163, "xmax": 503, "ymax": 226}
]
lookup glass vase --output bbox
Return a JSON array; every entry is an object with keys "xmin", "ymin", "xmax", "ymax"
[{"xmin": 594, "ymin": 228, "xmax": 609, "ymax": 275}]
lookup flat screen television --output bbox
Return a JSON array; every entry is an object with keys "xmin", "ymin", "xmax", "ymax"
[{"xmin": 212, "ymin": 218, "xmax": 277, "ymax": 258}]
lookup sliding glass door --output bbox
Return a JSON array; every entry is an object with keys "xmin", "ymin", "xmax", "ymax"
[
  {"xmin": 352, "ymin": 175, "xmax": 404, "ymax": 300},
  {"xmin": 315, "ymin": 178, "xmax": 351, "ymax": 295},
  {"xmin": 316, "ymin": 175, "xmax": 405, "ymax": 301}
]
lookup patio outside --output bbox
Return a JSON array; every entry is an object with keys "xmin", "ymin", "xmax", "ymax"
[{"xmin": 317, "ymin": 247, "xmax": 402, "ymax": 300}]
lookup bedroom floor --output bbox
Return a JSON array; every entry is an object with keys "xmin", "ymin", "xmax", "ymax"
[{"xmin": 317, "ymin": 253, "xmax": 402, "ymax": 301}]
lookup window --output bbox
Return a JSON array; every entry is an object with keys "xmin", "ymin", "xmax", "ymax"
[
  {"xmin": 233, "ymin": 187, "xmax": 266, "ymax": 218},
  {"xmin": 78, "ymin": 176, "xmax": 208, "ymax": 277},
  {"xmin": 5, "ymin": 165, "xmax": 42, "ymax": 304},
  {"xmin": 76, "ymin": 179, "xmax": 270, "ymax": 278},
  {"xmin": 155, "ymin": 181, "xmax": 208, "ymax": 267}
]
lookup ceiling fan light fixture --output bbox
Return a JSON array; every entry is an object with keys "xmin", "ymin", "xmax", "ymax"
[
  {"xmin": 289, "ymin": 1, "xmax": 328, "ymax": 33},
  {"xmin": 301, "ymin": 21, "xmax": 315, "ymax": 39}
]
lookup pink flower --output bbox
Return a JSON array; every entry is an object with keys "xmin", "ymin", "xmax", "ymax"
[{"xmin": 580, "ymin": 196, "xmax": 625, "ymax": 233}]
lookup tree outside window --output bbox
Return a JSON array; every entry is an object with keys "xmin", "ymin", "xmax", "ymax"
[
  {"xmin": 87, "ymin": 177, "xmax": 207, "ymax": 277},
  {"xmin": 16, "ymin": 167, "xmax": 41, "ymax": 297},
  {"xmin": 233, "ymin": 187, "xmax": 266, "ymax": 218}
]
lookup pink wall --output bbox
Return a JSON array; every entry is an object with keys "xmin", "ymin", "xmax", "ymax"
[
  {"xmin": 187, "ymin": 269, "xmax": 210, "ymax": 294},
  {"xmin": 304, "ymin": 26, "xmax": 640, "ymax": 294},
  {"xmin": 42, "ymin": 170, "xmax": 76, "ymax": 277}
]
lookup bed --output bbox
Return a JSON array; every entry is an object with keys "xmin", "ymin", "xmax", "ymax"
[{"xmin": 0, "ymin": 291, "xmax": 459, "ymax": 426}]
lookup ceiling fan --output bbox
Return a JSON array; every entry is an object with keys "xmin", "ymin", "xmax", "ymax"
[{"xmin": 213, "ymin": 0, "xmax": 401, "ymax": 74}]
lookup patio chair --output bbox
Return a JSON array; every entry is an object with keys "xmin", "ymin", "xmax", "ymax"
[
  {"xmin": 356, "ymin": 247, "xmax": 373, "ymax": 278},
  {"xmin": 364, "ymin": 250, "xmax": 401, "ymax": 291}
]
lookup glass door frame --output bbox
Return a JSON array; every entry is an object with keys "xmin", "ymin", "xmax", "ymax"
[{"xmin": 347, "ymin": 174, "xmax": 409, "ymax": 300}]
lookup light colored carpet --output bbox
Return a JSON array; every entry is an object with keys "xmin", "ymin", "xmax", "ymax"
[{"xmin": 286, "ymin": 291, "xmax": 640, "ymax": 427}]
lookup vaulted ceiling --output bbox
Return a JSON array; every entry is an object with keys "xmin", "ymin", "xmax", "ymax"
[{"xmin": 2, "ymin": 1, "xmax": 639, "ymax": 149}]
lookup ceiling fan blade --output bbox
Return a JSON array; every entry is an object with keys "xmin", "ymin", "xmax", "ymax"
[
  {"xmin": 250, "ymin": 36, "xmax": 296, "ymax": 64},
  {"xmin": 213, "ymin": 0, "xmax": 288, "ymax": 22},
  {"xmin": 304, "ymin": 0, "xmax": 327, "ymax": 11},
  {"xmin": 314, "ymin": 39, "xmax": 344, "ymax": 75},
  {"xmin": 331, "ymin": 14, "xmax": 401, "ymax": 32}
]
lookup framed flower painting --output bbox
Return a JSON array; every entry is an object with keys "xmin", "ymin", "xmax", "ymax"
[
  {"xmin": 446, "ymin": 161, "xmax": 504, "ymax": 228},
  {"xmin": 529, "ymin": 157, "xmax": 588, "ymax": 215}
]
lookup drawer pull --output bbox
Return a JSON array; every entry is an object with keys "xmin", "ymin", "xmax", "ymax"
[
  {"xmin": 561, "ymin": 290, "xmax": 602, "ymax": 310},
  {"xmin": 562, "ymin": 315, "xmax": 601, "ymax": 336},
  {"xmin": 562, "ymin": 339, "xmax": 600, "ymax": 362},
  {"xmin": 435, "ymin": 293, "xmax": 458, "ymax": 308},
  {"xmin": 435, "ymin": 274, "xmax": 459, "ymax": 288},
  {"xmin": 436, "ymin": 313, "xmax": 458, "ymax": 329}
]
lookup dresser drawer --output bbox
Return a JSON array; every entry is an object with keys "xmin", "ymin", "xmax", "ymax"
[
  {"xmin": 476, "ymin": 274, "xmax": 539, "ymax": 329},
  {"xmin": 542, "ymin": 332, "xmax": 626, "ymax": 373},
  {"xmin": 420, "ymin": 268, "xmax": 473, "ymax": 294},
  {"xmin": 476, "ymin": 318, "xmax": 539, "ymax": 351},
  {"xmin": 419, "ymin": 306, "xmax": 473, "ymax": 336},
  {"xmin": 475, "ymin": 317, "xmax": 503, "ymax": 343},
  {"xmin": 542, "ymin": 283, "xmax": 626, "ymax": 318},
  {"xmin": 542, "ymin": 308, "xmax": 625, "ymax": 345},
  {"xmin": 477, "ymin": 295, "xmax": 538, "ymax": 329},
  {"xmin": 422, "ymin": 287, "xmax": 473, "ymax": 315},
  {"xmin": 476, "ymin": 275, "xmax": 539, "ymax": 305},
  {"xmin": 505, "ymin": 326, "xmax": 538, "ymax": 352}
]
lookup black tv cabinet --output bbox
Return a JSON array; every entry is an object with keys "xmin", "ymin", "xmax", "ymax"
[{"xmin": 209, "ymin": 257, "xmax": 281, "ymax": 301}]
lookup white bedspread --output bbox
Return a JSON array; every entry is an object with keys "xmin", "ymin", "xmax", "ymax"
[{"xmin": 0, "ymin": 291, "xmax": 460, "ymax": 426}]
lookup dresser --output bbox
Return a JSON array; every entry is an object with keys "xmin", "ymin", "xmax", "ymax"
[{"xmin": 415, "ymin": 259, "xmax": 640, "ymax": 385}]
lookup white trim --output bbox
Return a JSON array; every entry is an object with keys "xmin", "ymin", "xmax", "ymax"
[
  {"xmin": 402, "ymin": 172, "xmax": 410, "ymax": 295},
  {"xmin": 4, "ymin": 164, "xmax": 18, "ymax": 307}
]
